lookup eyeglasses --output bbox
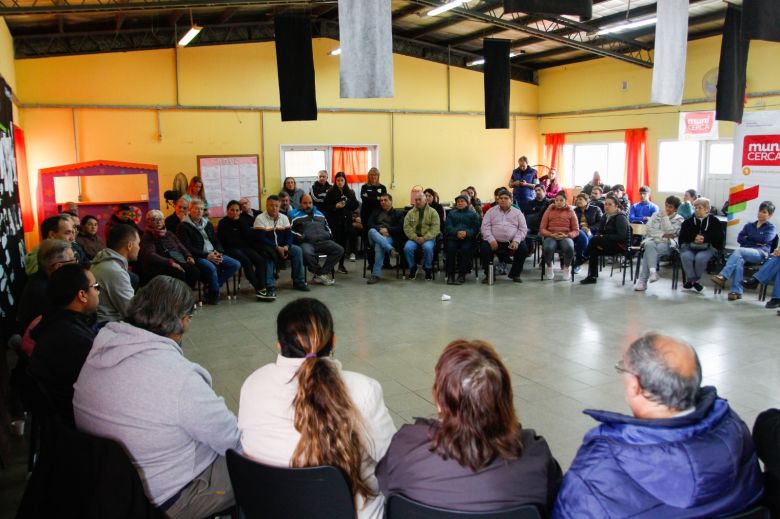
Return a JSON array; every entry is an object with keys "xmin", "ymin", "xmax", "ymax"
[
  {"xmin": 614, "ymin": 359, "xmax": 637, "ymax": 377},
  {"xmin": 55, "ymin": 258, "xmax": 78, "ymax": 267},
  {"xmin": 185, "ymin": 305, "xmax": 197, "ymax": 319},
  {"xmin": 89, "ymin": 282, "xmax": 101, "ymax": 292}
]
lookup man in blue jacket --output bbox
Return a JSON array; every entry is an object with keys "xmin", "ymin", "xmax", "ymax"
[
  {"xmin": 629, "ymin": 185, "xmax": 659, "ymax": 223},
  {"xmin": 509, "ymin": 156, "xmax": 538, "ymax": 212},
  {"xmin": 554, "ymin": 333, "xmax": 763, "ymax": 519}
]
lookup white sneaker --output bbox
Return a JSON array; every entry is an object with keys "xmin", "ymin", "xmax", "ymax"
[
  {"xmin": 314, "ymin": 274, "xmax": 335, "ymax": 286},
  {"xmin": 349, "ymin": 253, "xmax": 356, "ymax": 262},
  {"xmin": 649, "ymin": 271, "xmax": 660, "ymax": 283},
  {"xmin": 634, "ymin": 279, "xmax": 648, "ymax": 291},
  {"xmin": 562, "ymin": 267, "xmax": 571, "ymax": 280},
  {"xmin": 545, "ymin": 266, "xmax": 554, "ymax": 280}
]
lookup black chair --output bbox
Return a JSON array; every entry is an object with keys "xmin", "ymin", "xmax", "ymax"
[
  {"xmin": 385, "ymin": 494, "xmax": 542, "ymax": 519},
  {"xmin": 714, "ymin": 235, "xmax": 778, "ymax": 296},
  {"xmin": 225, "ymin": 449, "xmax": 356, "ymax": 519},
  {"xmin": 721, "ymin": 505, "xmax": 771, "ymax": 519}
]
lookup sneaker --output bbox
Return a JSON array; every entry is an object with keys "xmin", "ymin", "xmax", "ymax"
[
  {"xmin": 313, "ymin": 274, "xmax": 333, "ymax": 285},
  {"xmin": 337, "ymin": 265, "xmax": 348, "ymax": 274},
  {"xmin": 366, "ymin": 276, "xmax": 380, "ymax": 285},
  {"xmin": 562, "ymin": 267, "xmax": 571, "ymax": 280},
  {"xmin": 711, "ymin": 274, "xmax": 727, "ymax": 288},
  {"xmin": 456, "ymin": 275, "xmax": 465, "ymax": 285},
  {"xmin": 580, "ymin": 276, "xmax": 597, "ymax": 285},
  {"xmin": 741, "ymin": 277, "xmax": 760, "ymax": 290},
  {"xmin": 648, "ymin": 271, "xmax": 660, "ymax": 283},
  {"xmin": 727, "ymin": 292, "xmax": 742, "ymax": 301},
  {"xmin": 765, "ymin": 298, "xmax": 780, "ymax": 309},
  {"xmin": 390, "ymin": 249, "xmax": 399, "ymax": 261},
  {"xmin": 349, "ymin": 253, "xmax": 356, "ymax": 262},
  {"xmin": 425, "ymin": 270, "xmax": 433, "ymax": 281},
  {"xmin": 693, "ymin": 282, "xmax": 703, "ymax": 292},
  {"xmin": 447, "ymin": 276, "xmax": 456, "ymax": 285},
  {"xmin": 256, "ymin": 288, "xmax": 276, "ymax": 301},
  {"xmin": 293, "ymin": 282, "xmax": 311, "ymax": 292},
  {"xmin": 572, "ymin": 265, "xmax": 581, "ymax": 274},
  {"xmin": 683, "ymin": 281, "xmax": 694, "ymax": 290},
  {"xmin": 408, "ymin": 266, "xmax": 418, "ymax": 279},
  {"xmin": 634, "ymin": 280, "xmax": 647, "ymax": 291},
  {"xmin": 545, "ymin": 266, "xmax": 554, "ymax": 280}
]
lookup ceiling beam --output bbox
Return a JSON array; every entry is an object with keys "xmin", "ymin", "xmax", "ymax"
[
  {"xmin": 400, "ymin": 0, "xmax": 502, "ymax": 40},
  {"xmin": 0, "ymin": 0, "xmax": 335, "ymax": 16},
  {"xmin": 216, "ymin": 7, "xmax": 240, "ymax": 24},
  {"xmin": 391, "ymin": 3, "xmax": 423, "ymax": 20}
]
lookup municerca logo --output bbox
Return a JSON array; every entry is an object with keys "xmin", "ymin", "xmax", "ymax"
[{"xmin": 743, "ymin": 135, "xmax": 780, "ymax": 167}]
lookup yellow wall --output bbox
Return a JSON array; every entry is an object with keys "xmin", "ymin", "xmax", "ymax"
[
  {"xmin": 537, "ymin": 36, "xmax": 780, "ymax": 198},
  {"xmin": 16, "ymin": 38, "xmax": 538, "ymax": 239},
  {"xmin": 0, "ymin": 18, "xmax": 15, "ymax": 91}
]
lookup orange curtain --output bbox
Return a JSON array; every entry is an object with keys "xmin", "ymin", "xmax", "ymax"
[
  {"xmin": 13, "ymin": 125, "xmax": 35, "ymax": 232},
  {"xmin": 544, "ymin": 133, "xmax": 566, "ymax": 184},
  {"xmin": 624, "ymin": 129, "xmax": 649, "ymax": 204},
  {"xmin": 331, "ymin": 147, "xmax": 368, "ymax": 184}
]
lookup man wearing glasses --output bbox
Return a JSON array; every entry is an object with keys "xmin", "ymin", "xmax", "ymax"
[
  {"xmin": 554, "ymin": 333, "xmax": 763, "ymax": 518},
  {"xmin": 17, "ymin": 239, "xmax": 76, "ymax": 334}
]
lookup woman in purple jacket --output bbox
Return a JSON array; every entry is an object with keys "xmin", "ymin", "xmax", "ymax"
[{"xmin": 712, "ymin": 201, "xmax": 777, "ymax": 300}]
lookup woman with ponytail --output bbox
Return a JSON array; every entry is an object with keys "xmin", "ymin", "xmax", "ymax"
[{"xmin": 238, "ymin": 298, "xmax": 395, "ymax": 518}]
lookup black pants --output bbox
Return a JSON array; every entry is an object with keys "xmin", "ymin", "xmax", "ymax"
[
  {"xmin": 445, "ymin": 238, "xmax": 473, "ymax": 276},
  {"xmin": 145, "ymin": 262, "xmax": 200, "ymax": 288},
  {"xmin": 226, "ymin": 247, "xmax": 266, "ymax": 291},
  {"xmin": 585, "ymin": 237, "xmax": 626, "ymax": 277},
  {"xmin": 480, "ymin": 240, "xmax": 529, "ymax": 278}
]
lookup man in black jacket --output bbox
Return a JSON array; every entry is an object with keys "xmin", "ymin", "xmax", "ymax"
[
  {"xmin": 310, "ymin": 170, "xmax": 331, "ymax": 212},
  {"xmin": 366, "ymin": 193, "xmax": 404, "ymax": 284},
  {"xmin": 291, "ymin": 195, "xmax": 343, "ymax": 286},
  {"xmin": 30, "ymin": 263, "xmax": 98, "ymax": 426}
]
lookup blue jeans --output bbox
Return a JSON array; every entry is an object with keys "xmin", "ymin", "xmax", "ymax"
[
  {"xmin": 404, "ymin": 239, "xmax": 435, "ymax": 270},
  {"xmin": 574, "ymin": 230, "xmax": 590, "ymax": 265},
  {"xmin": 368, "ymin": 228, "xmax": 394, "ymax": 278},
  {"xmin": 752, "ymin": 255, "xmax": 780, "ymax": 299},
  {"xmin": 265, "ymin": 244, "xmax": 305, "ymax": 289},
  {"xmin": 195, "ymin": 254, "xmax": 240, "ymax": 296},
  {"xmin": 719, "ymin": 247, "xmax": 766, "ymax": 294}
]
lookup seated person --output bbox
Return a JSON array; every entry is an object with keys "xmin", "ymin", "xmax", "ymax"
[
  {"xmin": 18, "ymin": 239, "xmax": 75, "ymax": 334},
  {"xmin": 579, "ymin": 195, "xmax": 629, "ymax": 285},
  {"xmin": 539, "ymin": 192, "xmax": 579, "ymax": 280},
  {"xmin": 238, "ymin": 298, "xmax": 395, "ymax": 519},
  {"xmin": 238, "ymin": 197, "xmax": 260, "ymax": 228},
  {"xmin": 140, "ymin": 210, "xmax": 199, "ymax": 288},
  {"xmin": 403, "ymin": 191, "xmax": 441, "ymax": 280},
  {"xmin": 629, "ymin": 185, "xmax": 659, "ymax": 223},
  {"xmin": 445, "ymin": 195, "xmax": 480, "ymax": 285},
  {"xmin": 712, "ymin": 201, "xmax": 777, "ymax": 301},
  {"xmin": 282, "ymin": 176, "xmax": 305, "ymax": 210},
  {"xmin": 634, "ymin": 195, "xmax": 684, "ymax": 292},
  {"xmin": 679, "ymin": 197, "xmax": 724, "ymax": 292},
  {"xmin": 524, "ymin": 185, "xmax": 550, "ymax": 235},
  {"xmin": 753, "ymin": 408, "xmax": 780, "ymax": 516},
  {"xmin": 25, "ymin": 214, "xmax": 84, "ymax": 275},
  {"xmin": 480, "ymin": 187, "xmax": 505, "ymax": 216},
  {"xmin": 165, "ymin": 196, "xmax": 189, "ymax": 233},
  {"xmin": 29, "ymin": 263, "xmax": 97, "ymax": 426},
  {"xmin": 91, "ymin": 224, "xmax": 140, "ymax": 324},
  {"xmin": 540, "ymin": 169, "xmax": 562, "ymax": 200},
  {"xmin": 76, "ymin": 214, "xmax": 106, "ymax": 260},
  {"xmin": 588, "ymin": 185, "xmax": 605, "ymax": 213},
  {"xmin": 74, "ymin": 276, "xmax": 240, "ymax": 519},
  {"xmin": 554, "ymin": 333, "xmax": 763, "ymax": 518},
  {"xmin": 609, "ymin": 184, "xmax": 631, "ymax": 213},
  {"xmin": 741, "ymin": 247, "xmax": 780, "ymax": 310},
  {"xmin": 253, "ymin": 195, "xmax": 308, "ymax": 300},
  {"xmin": 426, "ymin": 188, "xmax": 447, "ymax": 234},
  {"xmin": 581, "ymin": 171, "xmax": 609, "ymax": 196},
  {"xmin": 573, "ymin": 193, "xmax": 603, "ymax": 274},
  {"xmin": 466, "ymin": 186, "xmax": 482, "ymax": 214},
  {"xmin": 366, "ymin": 193, "xmax": 404, "ymax": 285},
  {"xmin": 278, "ymin": 191, "xmax": 293, "ymax": 216},
  {"xmin": 291, "ymin": 194, "xmax": 343, "ymax": 286},
  {"xmin": 218, "ymin": 200, "xmax": 266, "ymax": 297},
  {"xmin": 678, "ymin": 189, "xmax": 697, "ymax": 220},
  {"xmin": 377, "ymin": 340, "xmax": 561, "ymax": 514},
  {"xmin": 177, "ymin": 199, "xmax": 241, "ymax": 305},
  {"xmin": 105, "ymin": 203, "xmax": 141, "ymax": 238},
  {"xmin": 480, "ymin": 189, "xmax": 529, "ymax": 283}
]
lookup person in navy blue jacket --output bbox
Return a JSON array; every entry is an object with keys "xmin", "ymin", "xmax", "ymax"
[
  {"xmin": 712, "ymin": 201, "xmax": 777, "ymax": 300},
  {"xmin": 509, "ymin": 156, "xmax": 538, "ymax": 212},
  {"xmin": 554, "ymin": 332, "xmax": 763, "ymax": 519}
]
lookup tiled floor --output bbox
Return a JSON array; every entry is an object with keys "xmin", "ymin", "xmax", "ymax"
[{"xmin": 2, "ymin": 258, "xmax": 778, "ymax": 517}]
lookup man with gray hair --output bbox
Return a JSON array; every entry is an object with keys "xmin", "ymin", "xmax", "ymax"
[
  {"xmin": 554, "ymin": 333, "xmax": 762, "ymax": 518},
  {"xmin": 18, "ymin": 239, "xmax": 76, "ymax": 333}
]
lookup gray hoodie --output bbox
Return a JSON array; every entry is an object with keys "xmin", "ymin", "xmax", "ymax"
[
  {"xmin": 90, "ymin": 248, "xmax": 133, "ymax": 324},
  {"xmin": 73, "ymin": 321, "xmax": 240, "ymax": 505}
]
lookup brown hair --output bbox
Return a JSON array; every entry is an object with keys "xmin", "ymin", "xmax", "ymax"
[
  {"xmin": 431, "ymin": 340, "xmax": 523, "ymax": 471},
  {"xmin": 277, "ymin": 298, "xmax": 374, "ymax": 504}
]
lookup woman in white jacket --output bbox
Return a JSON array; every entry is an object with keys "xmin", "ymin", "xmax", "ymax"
[
  {"xmin": 635, "ymin": 195, "xmax": 685, "ymax": 291},
  {"xmin": 238, "ymin": 298, "xmax": 395, "ymax": 518}
]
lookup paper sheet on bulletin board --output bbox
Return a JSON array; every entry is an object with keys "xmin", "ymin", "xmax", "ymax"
[{"xmin": 197, "ymin": 155, "xmax": 260, "ymax": 218}]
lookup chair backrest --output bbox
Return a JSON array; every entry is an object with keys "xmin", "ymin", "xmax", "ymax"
[
  {"xmin": 721, "ymin": 505, "xmax": 771, "ymax": 519},
  {"xmin": 769, "ymin": 234, "xmax": 779, "ymax": 254},
  {"xmin": 385, "ymin": 494, "xmax": 542, "ymax": 519},
  {"xmin": 630, "ymin": 223, "xmax": 647, "ymax": 236},
  {"xmin": 225, "ymin": 449, "xmax": 356, "ymax": 519}
]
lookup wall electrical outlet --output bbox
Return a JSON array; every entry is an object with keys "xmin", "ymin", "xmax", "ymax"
[{"xmin": 620, "ymin": 80, "xmax": 629, "ymax": 91}]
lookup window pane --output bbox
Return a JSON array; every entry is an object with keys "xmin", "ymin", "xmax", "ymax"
[
  {"xmin": 708, "ymin": 142, "xmax": 734, "ymax": 175},
  {"xmin": 606, "ymin": 143, "xmax": 626, "ymax": 187},
  {"xmin": 283, "ymin": 150, "xmax": 326, "ymax": 179},
  {"xmin": 573, "ymin": 144, "xmax": 608, "ymax": 187},
  {"xmin": 658, "ymin": 141, "xmax": 700, "ymax": 193},
  {"xmin": 563, "ymin": 144, "xmax": 573, "ymax": 184}
]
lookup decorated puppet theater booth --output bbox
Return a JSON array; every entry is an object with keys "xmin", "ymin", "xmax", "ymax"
[
  {"xmin": 37, "ymin": 160, "xmax": 160, "ymax": 236},
  {"xmin": 726, "ymin": 111, "xmax": 780, "ymax": 248}
]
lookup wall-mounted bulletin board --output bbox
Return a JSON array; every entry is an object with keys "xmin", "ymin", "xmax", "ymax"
[{"xmin": 197, "ymin": 155, "xmax": 260, "ymax": 218}]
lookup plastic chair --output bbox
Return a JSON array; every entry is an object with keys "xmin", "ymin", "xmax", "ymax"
[
  {"xmin": 225, "ymin": 449, "xmax": 356, "ymax": 519},
  {"xmin": 385, "ymin": 494, "xmax": 542, "ymax": 519},
  {"xmin": 721, "ymin": 505, "xmax": 771, "ymax": 519}
]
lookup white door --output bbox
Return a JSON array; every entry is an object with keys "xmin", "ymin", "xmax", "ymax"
[{"xmin": 702, "ymin": 141, "xmax": 734, "ymax": 213}]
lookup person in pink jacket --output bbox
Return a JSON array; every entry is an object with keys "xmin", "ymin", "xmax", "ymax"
[{"xmin": 539, "ymin": 192, "xmax": 579, "ymax": 280}]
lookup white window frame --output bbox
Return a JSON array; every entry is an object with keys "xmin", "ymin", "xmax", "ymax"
[
  {"xmin": 279, "ymin": 145, "xmax": 379, "ymax": 182},
  {"xmin": 563, "ymin": 141, "xmax": 626, "ymax": 188}
]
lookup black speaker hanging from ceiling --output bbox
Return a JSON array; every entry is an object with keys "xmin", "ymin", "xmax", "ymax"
[{"xmin": 274, "ymin": 15, "xmax": 318, "ymax": 121}]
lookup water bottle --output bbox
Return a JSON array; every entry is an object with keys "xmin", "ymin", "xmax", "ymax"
[{"xmin": 488, "ymin": 263, "xmax": 495, "ymax": 285}]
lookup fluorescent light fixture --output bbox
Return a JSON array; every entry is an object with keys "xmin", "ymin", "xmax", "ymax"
[
  {"xmin": 329, "ymin": 48, "xmax": 341, "ymax": 56},
  {"xmin": 467, "ymin": 52, "xmax": 520, "ymax": 67},
  {"xmin": 428, "ymin": 0, "xmax": 467, "ymax": 17},
  {"xmin": 596, "ymin": 17, "xmax": 657, "ymax": 36},
  {"xmin": 177, "ymin": 25, "xmax": 202, "ymax": 47}
]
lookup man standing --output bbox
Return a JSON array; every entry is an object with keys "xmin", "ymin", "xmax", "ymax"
[
  {"xmin": 629, "ymin": 186, "xmax": 657, "ymax": 223},
  {"xmin": 403, "ymin": 191, "xmax": 441, "ymax": 280},
  {"xmin": 254, "ymin": 195, "xmax": 309, "ymax": 300},
  {"xmin": 30, "ymin": 263, "xmax": 98, "ymax": 425},
  {"xmin": 238, "ymin": 197, "xmax": 260, "ymax": 228},
  {"xmin": 480, "ymin": 189, "xmax": 529, "ymax": 283},
  {"xmin": 366, "ymin": 193, "xmax": 404, "ymax": 284},
  {"xmin": 91, "ymin": 224, "xmax": 140, "ymax": 323},
  {"xmin": 554, "ymin": 333, "xmax": 763, "ymax": 518},
  {"xmin": 291, "ymin": 194, "xmax": 343, "ymax": 286},
  {"xmin": 509, "ymin": 156, "xmax": 538, "ymax": 212},
  {"xmin": 310, "ymin": 170, "xmax": 331, "ymax": 212}
]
